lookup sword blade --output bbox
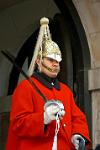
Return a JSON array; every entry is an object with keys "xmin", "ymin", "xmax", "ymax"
[{"xmin": 1, "ymin": 50, "xmax": 47, "ymax": 102}]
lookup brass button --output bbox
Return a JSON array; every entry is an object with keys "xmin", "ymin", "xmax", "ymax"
[{"xmin": 63, "ymin": 124, "xmax": 66, "ymax": 127}]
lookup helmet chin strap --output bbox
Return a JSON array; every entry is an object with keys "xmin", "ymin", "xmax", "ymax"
[{"xmin": 41, "ymin": 62, "xmax": 60, "ymax": 73}]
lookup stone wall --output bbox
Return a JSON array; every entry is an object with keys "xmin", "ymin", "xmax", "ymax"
[{"xmin": 73, "ymin": 0, "xmax": 100, "ymax": 148}]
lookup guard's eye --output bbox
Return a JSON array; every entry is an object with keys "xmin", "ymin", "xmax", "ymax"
[{"xmin": 47, "ymin": 58, "xmax": 54, "ymax": 62}]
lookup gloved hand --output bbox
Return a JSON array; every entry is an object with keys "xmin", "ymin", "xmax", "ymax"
[
  {"xmin": 71, "ymin": 134, "xmax": 85, "ymax": 150},
  {"xmin": 44, "ymin": 100, "xmax": 65, "ymax": 124},
  {"xmin": 44, "ymin": 105, "xmax": 60, "ymax": 124}
]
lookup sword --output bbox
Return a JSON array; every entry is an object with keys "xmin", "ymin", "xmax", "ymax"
[{"xmin": 1, "ymin": 50, "xmax": 47, "ymax": 102}]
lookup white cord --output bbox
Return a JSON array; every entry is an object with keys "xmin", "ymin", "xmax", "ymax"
[{"xmin": 52, "ymin": 113, "xmax": 60, "ymax": 150}]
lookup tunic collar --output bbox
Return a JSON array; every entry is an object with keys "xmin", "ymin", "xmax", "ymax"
[{"xmin": 32, "ymin": 71, "xmax": 60, "ymax": 90}]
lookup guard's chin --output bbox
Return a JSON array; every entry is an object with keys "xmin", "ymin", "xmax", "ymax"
[{"xmin": 49, "ymin": 72, "xmax": 58, "ymax": 78}]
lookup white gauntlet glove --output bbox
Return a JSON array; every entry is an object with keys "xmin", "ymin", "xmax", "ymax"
[
  {"xmin": 44, "ymin": 100, "xmax": 65, "ymax": 125},
  {"xmin": 44, "ymin": 105, "xmax": 60, "ymax": 124},
  {"xmin": 71, "ymin": 134, "xmax": 85, "ymax": 150}
]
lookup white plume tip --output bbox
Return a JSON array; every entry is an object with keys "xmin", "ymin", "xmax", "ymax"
[{"xmin": 40, "ymin": 17, "xmax": 49, "ymax": 26}]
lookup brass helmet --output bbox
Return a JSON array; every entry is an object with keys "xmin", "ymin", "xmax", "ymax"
[
  {"xmin": 38, "ymin": 39, "xmax": 62, "ymax": 62},
  {"xmin": 28, "ymin": 17, "xmax": 62, "ymax": 76}
]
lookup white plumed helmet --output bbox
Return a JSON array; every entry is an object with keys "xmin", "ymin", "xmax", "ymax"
[{"xmin": 28, "ymin": 17, "xmax": 62, "ymax": 76}]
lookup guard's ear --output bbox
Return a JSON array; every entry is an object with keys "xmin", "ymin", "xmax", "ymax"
[
  {"xmin": 35, "ymin": 58, "xmax": 40, "ymax": 65},
  {"xmin": 36, "ymin": 57, "xmax": 43, "ymax": 67}
]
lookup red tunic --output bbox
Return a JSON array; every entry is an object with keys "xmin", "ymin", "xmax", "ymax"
[{"xmin": 6, "ymin": 76, "xmax": 91, "ymax": 150}]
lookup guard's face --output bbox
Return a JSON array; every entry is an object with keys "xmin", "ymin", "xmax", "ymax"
[{"xmin": 36, "ymin": 57, "xmax": 60, "ymax": 78}]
